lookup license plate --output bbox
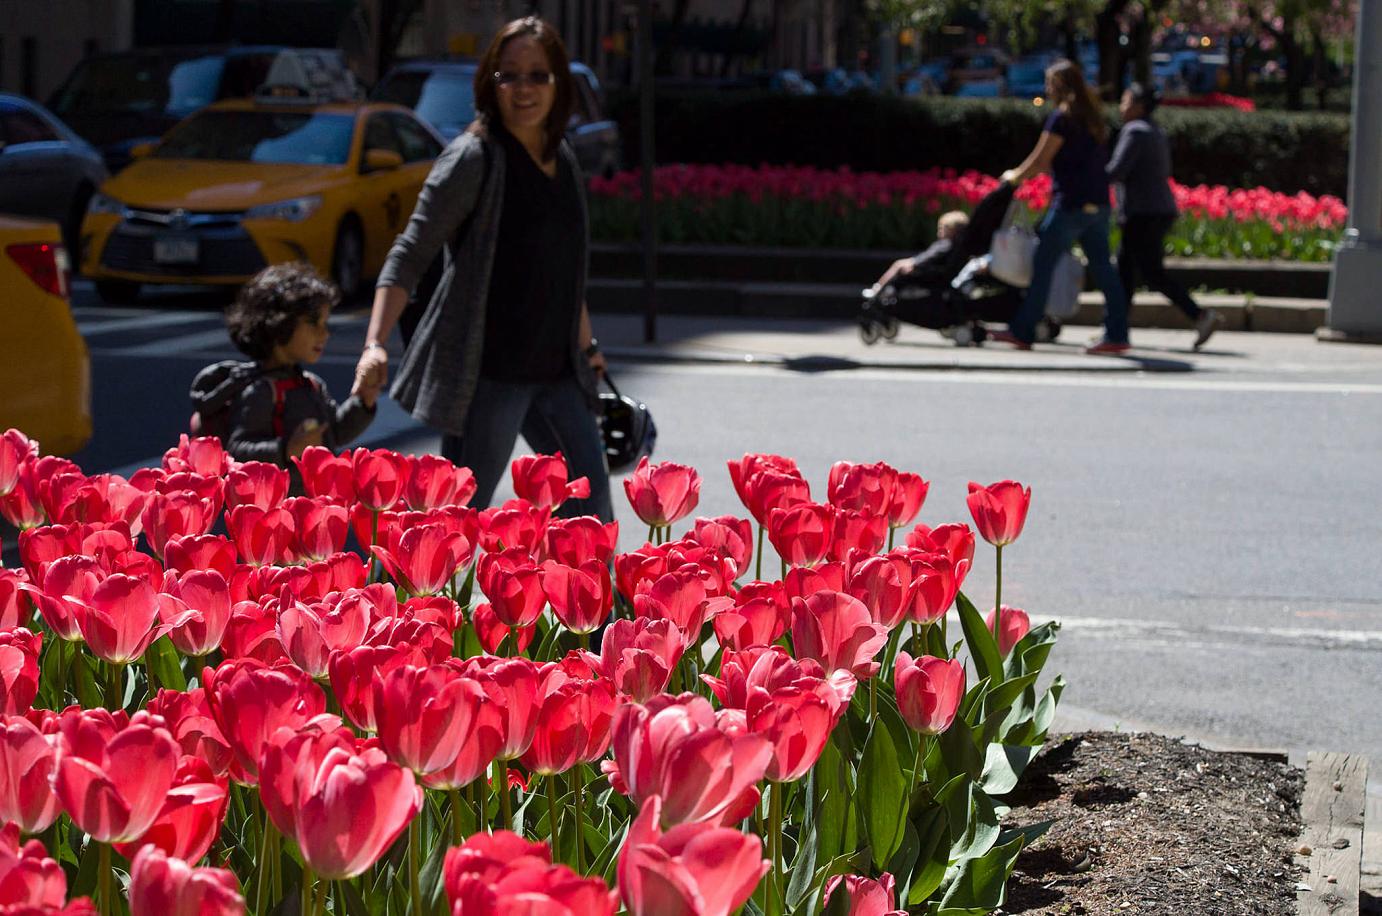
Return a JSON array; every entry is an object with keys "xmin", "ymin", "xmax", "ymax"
[{"xmin": 153, "ymin": 235, "xmax": 199, "ymax": 264}]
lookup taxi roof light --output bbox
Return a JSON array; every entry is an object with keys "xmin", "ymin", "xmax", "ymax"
[{"xmin": 7, "ymin": 243, "xmax": 69, "ymax": 299}]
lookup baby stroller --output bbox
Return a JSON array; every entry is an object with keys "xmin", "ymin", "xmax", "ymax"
[{"xmin": 858, "ymin": 182, "xmax": 1064, "ymax": 347}]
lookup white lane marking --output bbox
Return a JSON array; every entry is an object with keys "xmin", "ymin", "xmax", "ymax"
[
  {"xmin": 77, "ymin": 311, "xmax": 220, "ymax": 335},
  {"xmin": 1053, "ymin": 614, "xmax": 1382, "ymax": 648}
]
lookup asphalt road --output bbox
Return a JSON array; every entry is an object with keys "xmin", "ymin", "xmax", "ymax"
[{"xmin": 61, "ymin": 280, "xmax": 1382, "ymax": 768}]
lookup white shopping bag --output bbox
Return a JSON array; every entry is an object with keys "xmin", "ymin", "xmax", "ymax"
[
  {"xmin": 987, "ymin": 202, "xmax": 1037, "ymax": 288},
  {"xmin": 1044, "ymin": 252, "xmax": 1086, "ymax": 319}
]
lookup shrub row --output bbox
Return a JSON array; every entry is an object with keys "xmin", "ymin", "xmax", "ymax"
[{"xmin": 608, "ymin": 91, "xmax": 1351, "ymax": 197}]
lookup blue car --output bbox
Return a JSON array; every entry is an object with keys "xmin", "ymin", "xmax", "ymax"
[{"xmin": 0, "ymin": 93, "xmax": 109, "ymax": 256}]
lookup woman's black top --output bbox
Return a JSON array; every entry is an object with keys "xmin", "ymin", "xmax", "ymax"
[
  {"xmin": 1045, "ymin": 111, "xmax": 1110, "ymax": 211},
  {"xmin": 481, "ymin": 125, "xmax": 583, "ymax": 382}
]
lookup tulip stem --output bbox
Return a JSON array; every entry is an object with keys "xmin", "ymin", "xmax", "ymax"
[
  {"xmin": 301, "ymin": 865, "xmax": 314, "ymax": 916},
  {"xmin": 104, "ymin": 660, "xmax": 122, "ymax": 712},
  {"xmin": 993, "ymin": 545, "xmax": 1003, "ymax": 633},
  {"xmin": 366, "ymin": 508, "xmax": 381, "ymax": 582},
  {"xmin": 888, "ymin": 525, "xmax": 896, "ymax": 550},
  {"xmin": 769, "ymin": 782, "xmax": 784, "ymax": 914},
  {"xmin": 647, "ymin": 523, "xmax": 655, "ymax": 545},
  {"xmin": 98, "ymin": 842, "xmax": 112, "ymax": 916},
  {"xmin": 255, "ymin": 810, "xmax": 272, "ymax": 914},
  {"xmin": 572, "ymin": 768, "xmax": 586, "ymax": 873},
  {"xmin": 409, "ymin": 815, "xmax": 422, "ymax": 914},
  {"xmin": 448, "ymin": 788, "xmax": 465, "ymax": 845},
  {"xmin": 545, "ymin": 774, "xmax": 562, "ymax": 861},
  {"xmin": 869, "ymin": 675, "xmax": 876, "ymax": 720},
  {"xmin": 493, "ymin": 759, "xmax": 511, "ymax": 831},
  {"xmin": 911, "ymin": 734, "xmax": 930, "ymax": 795},
  {"xmin": 755, "ymin": 524, "xmax": 765, "ymax": 581}
]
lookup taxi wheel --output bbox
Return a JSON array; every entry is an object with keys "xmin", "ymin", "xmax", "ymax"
[
  {"xmin": 332, "ymin": 219, "xmax": 364, "ymax": 299},
  {"xmin": 96, "ymin": 280, "xmax": 141, "ymax": 305}
]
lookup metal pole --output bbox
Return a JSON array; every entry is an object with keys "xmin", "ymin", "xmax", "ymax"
[
  {"xmin": 1322, "ymin": 0, "xmax": 1382, "ymax": 341},
  {"xmin": 637, "ymin": 0, "xmax": 657, "ymax": 343}
]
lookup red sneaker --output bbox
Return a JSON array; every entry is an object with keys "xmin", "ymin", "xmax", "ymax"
[
  {"xmin": 987, "ymin": 329, "xmax": 1033, "ymax": 351},
  {"xmin": 1085, "ymin": 339, "xmax": 1131, "ymax": 355}
]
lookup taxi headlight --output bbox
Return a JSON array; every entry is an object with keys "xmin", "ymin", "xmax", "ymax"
[
  {"xmin": 86, "ymin": 192, "xmax": 125, "ymax": 216},
  {"xmin": 245, "ymin": 195, "xmax": 323, "ymax": 222}
]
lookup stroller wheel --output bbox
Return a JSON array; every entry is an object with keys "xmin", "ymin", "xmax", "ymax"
[
  {"xmin": 880, "ymin": 316, "xmax": 900, "ymax": 340},
  {"xmin": 859, "ymin": 320, "xmax": 883, "ymax": 346}
]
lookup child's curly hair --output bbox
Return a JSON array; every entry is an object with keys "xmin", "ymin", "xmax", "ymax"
[{"xmin": 226, "ymin": 263, "xmax": 341, "ymax": 360}]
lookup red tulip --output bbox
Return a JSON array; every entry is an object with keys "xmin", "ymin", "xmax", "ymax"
[
  {"xmin": 582, "ymin": 617, "xmax": 685, "ymax": 702},
  {"xmin": 540, "ymin": 559, "xmax": 613, "ymax": 634},
  {"xmin": 823, "ymin": 873, "xmax": 908, "ymax": 916},
  {"xmin": 293, "ymin": 446, "xmax": 356, "ymax": 501},
  {"xmin": 0, "ymin": 570, "xmax": 29, "ymax": 631},
  {"xmin": 225, "ymin": 461, "xmax": 289, "ymax": 511},
  {"xmin": 159, "ymin": 570, "xmax": 233, "ymax": 657},
  {"xmin": 328, "ymin": 637, "xmax": 444, "ymax": 734},
  {"xmin": 618, "ymin": 795, "xmax": 768, "ymax": 916},
  {"xmin": 477, "ymin": 550, "xmax": 547, "ymax": 629},
  {"xmin": 827, "ymin": 461, "xmax": 896, "ymax": 516},
  {"xmin": 140, "ymin": 491, "xmax": 216, "ymax": 559},
  {"xmin": 685, "ymin": 515, "xmax": 754, "ymax": 578},
  {"xmin": 146, "ymin": 688, "xmax": 233, "ymax": 778},
  {"xmin": 623, "ymin": 457, "xmax": 701, "ymax": 527},
  {"xmin": 52, "ymin": 708, "xmax": 181, "ymax": 843},
  {"xmin": 162, "ymin": 434, "xmax": 231, "ymax": 477},
  {"xmin": 0, "ymin": 713, "xmax": 59, "ymax": 833},
  {"xmin": 986, "ymin": 605, "xmax": 1031, "ymax": 658},
  {"xmin": 0, "ymin": 459, "xmax": 46, "ymax": 529},
  {"xmin": 16, "ymin": 523, "xmax": 85, "ymax": 581},
  {"xmin": 746, "ymin": 683, "xmax": 840, "ymax": 782},
  {"xmin": 218, "ymin": 600, "xmax": 287, "ymax": 665},
  {"xmin": 226, "ymin": 505, "xmax": 297, "ymax": 567},
  {"xmin": 114, "ymin": 757, "xmax": 229, "ymax": 864},
  {"xmin": 445, "ymin": 832, "xmax": 617, "ymax": 916},
  {"xmin": 403, "ymin": 454, "xmax": 476, "ymax": 510},
  {"xmin": 613, "ymin": 543, "xmax": 671, "ymax": 603},
  {"xmin": 899, "ymin": 551, "xmax": 963, "ymax": 626},
  {"xmin": 373, "ymin": 665, "xmax": 486, "ymax": 775},
  {"xmin": 511, "ymin": 452, "xmax": 591, "ymax": 510},
  {"xmin": 633, "ymin": 569, "xmax": 722, "ymax": 639},
  {"xmin": 470, "ymin": 602, "xmax": 537, "ymax": 655},
  {"xmin": 163, "ymin": 533, "xmax": 238, "ymax": 580},
  {"xmin": 782, "ymin": 562, "xmax": 845, "ymax": 602},
  {"xmin": 48, "ymin": 473, "xmax": 147, "ymax": 533},
  {"xmin": 520, "ymin": 677, "xmax": 616, "ymax": 775},
  {"xmin": 789, "ymin": 591, "xmax": 888, "ymax": 681},
  {"xmin": 887, "ymin": 473, "xmax": 929, "ymax": 529},
  {"xmin": 727, "ymin": 453, "xmax": 804, "ymax": 524},
  {"xmin": 477, "ymin": 499, "xmax": 550, "ymax": 554},
  {"xmin": 23, "ymin": 555, "xmax": 101, "ymax": 641},
  {"xmin": 0, "ymin": 627, "xmax": 40, "ymax": 715},
  {"xmin": 0, "ymin": 429, "xmax": 37, "ymax": 498},
  {"xmin": 712, "ymin": 590, "xmax": 789, "ymax": 652},
  {"xmin": 703, "ymin": 645, "xmax": 854, "ymax": 713},
  {"xmin": 474, "ymin": 657, "xmax": 543, "ymax": 761},
  {"xmin": 847, "ymin": 555, "xmax": 910, "ymax": 629},
  {"xmin": 285, "ymin": 497, "xmax": 349, "ymax": 561},
  {"xmin": 372, "ymin": 523, "xmax": 472, "ymax": 597},
  {"xmin": 894, "ymin": 652, "xmax": 965, "ymax": 735},
  {"xmin": 79, "ymin": 573, "xmax": 183, "ymax": 666},
  {"xmin": 605, "ymin": 694, "xmax": 772, "ymax": 827},
  {"xmin": 966, "ymin": 480, "xmax": 1032, "ymax": 547},
  {"xmin": 257, "ymin": 721, "xmax": 357, "ymax": 841},
  {"xmin": 907, "ymin": 522, "xmax": 975, "ymax": 570},
  {"xmin": 0, "ymin": 820, "xmax": 67, "ymax": 909},
  {"xmin": 129, "ymin": 846, "xmax": 245, "ymax": 916},
  {"xmin": 274, "ymin": 590, "xmax": 370, "ymax": 679},
  {"xmin": 829, "ymin": 508, "xmax": 888, "ymax": 562},
  {"xmin": 204, "ymin": 659, "xmax": 330, "ymax": 784},
  {"xmin": 421, "ymin": 683, "xmax": 505, "ymax": 790},
  {"xmin": 545, "ymin": 515, "xmax": 619, "ymax": 567},
  {"xmin": 767, "ymin": 502, "xmax": 835, "ymax": 568},
  {"xmin": 352, "ymin": 447, "xmax": 410, "ymax": 511},
  {"xmin": 151, "ymin": 471, "xmax": 224, "ymax": 513}
]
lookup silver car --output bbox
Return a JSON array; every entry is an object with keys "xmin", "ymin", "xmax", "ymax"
[{"xmin": 0, "ymin": 93, "xmax": 109, "ymax": 257}]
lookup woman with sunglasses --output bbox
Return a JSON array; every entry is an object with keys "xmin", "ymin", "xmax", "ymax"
[{"xmin": 355, "ymin": 17, "xmax": 612, "ymax": 519}]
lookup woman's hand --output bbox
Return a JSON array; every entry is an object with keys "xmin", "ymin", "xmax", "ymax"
[
  {"xmin": 587, "ymin": 345, "xmax": 607, "ymax": 377},
  {"xmin": 1001, "ymin": 169, "xmax": 1021, "ymax": 185},
  {"xmin": 286, "ymin": 419, "xmax": 325, "ymax": 459},
  {"xmin": 354, "ymin": 345, "xmax": 388, "ymax": 398}
]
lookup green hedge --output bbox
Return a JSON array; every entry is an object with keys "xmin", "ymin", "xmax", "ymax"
[{"xmin": 610, "ymin": 91, "xmax": 1350, "ymax": 197}]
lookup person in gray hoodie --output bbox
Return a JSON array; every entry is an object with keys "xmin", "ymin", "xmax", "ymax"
[{"xmin": 1107, "ymin": 82, "xmax": 1222, "ymax": 350}]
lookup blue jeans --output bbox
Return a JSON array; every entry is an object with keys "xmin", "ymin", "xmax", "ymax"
[
  {"xmin": 440, "ymin": 375, "xmax": 614, "ymax": 521},
  {"xmin": 1009, "ymin": 206, "xmax": 1128, "ymax": 344}
]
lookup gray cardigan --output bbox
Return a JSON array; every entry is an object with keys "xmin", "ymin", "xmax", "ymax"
[
  {"xmin": 1105, "ymin": 119, "xmax": 1178, "ymax": 219},
  {"xmin": 377, "ymin": 130, "xmax": 597, "ymax": 435}
]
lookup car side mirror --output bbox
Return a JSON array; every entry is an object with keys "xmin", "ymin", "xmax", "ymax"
[
  {"xmin": 130, "ymin": 142, "xmax": 156, "ymax": 159},
  {"xmin": 363, "ymin": 148, "xmax": 404, "ymax": 172}
]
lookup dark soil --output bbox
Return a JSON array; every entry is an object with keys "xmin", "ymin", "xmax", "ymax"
[{"xmin": 997, "ymin": 732, "xmax": 1305, "ymax": 916}]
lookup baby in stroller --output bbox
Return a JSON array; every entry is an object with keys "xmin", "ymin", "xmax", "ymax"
[{"xmin": 859, "ymin": 182, "xmax": 1063, "ymax": 346}]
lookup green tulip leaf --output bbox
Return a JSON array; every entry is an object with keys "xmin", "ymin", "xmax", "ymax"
[
  {"xmin": 73, "ymin": 651, "xmax": 103, "ymax": 710},
  {"xmin": 998, "ymin": 819, "xmax": 1054, "ymax": 850},
  {"xmin": 858, "ymin": 720, "xmax": 909, "ymax": 870},
  {"xmin": 956, "ymin": 592, "xmax": 1002, "ymax": 686},
  {"xmin": 785, "ymin": 818, "xmax": 818, "ymax": 910},
  {"xmin": 906, "ymin": 802, "xmax": 952, "ymax": 906},
  {"xmin": 936, "ymin": 834, "xmax": 1025, "ymax": 912},
  {"xmin": 815, "ymin": 732, "xmax": 846, "ymax": 864},
  {"xmin": 979, "ymin": 744, "xmax": 1038, "ymax": 795},
  {"xmin": 982, "ymin": 673, "xmax": 1037, "ymax": 722},
  {"xmin": 145, "ymin": 637, "xmax": 187, "ymax": 693},
  {"xmin": 938, "ymin": 713, "xmax": 984, "ymax": 782}
]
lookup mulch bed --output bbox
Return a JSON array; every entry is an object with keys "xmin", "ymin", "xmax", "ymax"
[{"xmin": 997, "ymin": 731, "xmax": 1305, "ymax": 916}]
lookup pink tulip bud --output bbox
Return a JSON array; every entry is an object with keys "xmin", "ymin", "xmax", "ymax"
[
  {"xmin": 966, "ymin": 480, "xmax": 1032, "ymax": 547},
  {"xmin": 986, "ymin": 605, "xmax": 1032, "ymax": 658},
  {"xmin": 894, "ymin": 652, "xmax": 966, "ymax": 735}
]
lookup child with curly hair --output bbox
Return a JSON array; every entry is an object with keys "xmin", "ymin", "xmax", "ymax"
[{"xmin": 190, "ymin": 263, "xmax": 380, "ymax": 466}]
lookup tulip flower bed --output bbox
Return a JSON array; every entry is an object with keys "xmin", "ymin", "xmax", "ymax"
[
  {"xmin": 0, "ymin": 426, "xmax": 1064, "ymax": 916},
  {"xmin": 588, "ymin": 164, "xmax": 1347, "ymax": 262}
]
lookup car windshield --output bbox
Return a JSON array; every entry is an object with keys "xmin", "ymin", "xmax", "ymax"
[
  {"xmin": 375, "ymin": 71, "xmax": 474, "ymax": 135},
  {"xmin": 153, "ymin": 110, "xmax": 354, "ymax": 164},
  {"xmin": 50, "ymin": 54, "xmax": 227, "ymax": 117}
]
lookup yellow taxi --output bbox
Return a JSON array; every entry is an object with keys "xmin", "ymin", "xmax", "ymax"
[
  {"xmin": 79, "ymin": 96, "xmax": 444, "ymax": 303},
  {"xmin": 0, "ymin": 216, "xmax": 91, "ymax": 454}
]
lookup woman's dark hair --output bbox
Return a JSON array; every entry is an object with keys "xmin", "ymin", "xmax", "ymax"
[
  {"xmin": 226, "ymin": 262, "xmax": 339, "ymax": 360},
  {"xmin": 1046, "ymin": 59, "xmax": 1108, "ymax": 144},
  {"xmin": 1125, "ymin": 81, "xmax": 1159, "ymax": 115},
  {"xmin": 470, "ymin": 17, "xmax": 574, "ymax": 163}
]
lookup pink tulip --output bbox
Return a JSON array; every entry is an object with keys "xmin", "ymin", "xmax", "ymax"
[
  {"xmin": 907, "ymin": 522, "xmax": 976, "ymax": 570},
  {"xmin": 421, "ymin": 686, "xmax": 505, "ymax": 790},
  {"xmin": 225, "ymin": 461, "xmax": 289, "ymax": 511},
  {"xmin": 218, "ymin": 600, "xmax": 287, "ymax": 665},
  {"xmin": 623, "ymin": 457, "xmax": 700, "ymax": 527},
  {"xmin": 470, "ymin": 602, "xmax": 537, "ymax": 656},
  {"xmin": 847, "ymin": 555, "xmax": 910, "ymax": 629},
  {"xmin": 582, "ymin": 617, "xmax": 685, "ymax": 702},
  {"xmin": 605, "ymin": 694, "xmax": 771, "ymax": 827},
  {"xmin": 986, "ymin": 605, "xmax": 1032, "ymax": 658},
  {"xmin": 140, "ymin": 491, "xmax": 216, "ymax": 559},
  {"xmin": 477, "ymin": 550, "xmax": 547, "ymax": 629},
  {"xmin": 827, "ymin": 460, "xmax": 896, "ymax": 516},
  {"xmin": 403, "ymin": 454, "xmax": 476, "ymax": 510},
  {"xmin": 894, "ymin": 652, "xmax": 966, "ymax": 735},
  {"xmin": 618, "ymin": 795, "xmax": 769, "ymax": 916},
  {"xmin": 0, "ymin": 713, "xmax": 60, "ymax": 833},
  {"xmin": 373, "ymin": 665, "xmax": 486, "ymax": 775},
  {"xmin": 520, "ymin": 677, "xmax": 616, "ymax": 775},
  {"xmin": 540, "ymin": 559, "xmax": 613, "ymax": 634},
  {"xmin": 0, "ymin": 570, "xmax": 29, "ymax": 631},
  {"xmin": 48, "ymin": 473, "xmax": 147, "ymax": 533},
  {"xmin": 823, "ymin": 873, "xmax": 908, "ymax": 916},
  {"xmin": 24, "ymin": 554, "xmax": 102, "ymax": 641},
  {"xmin": 966, "ymin": 480, "xmax": 1032, "ymax": 547},
  {"xmin": 0, "ymin": 459, "xmax": 46, "ymax": 529},
  {"xmin": 712, "ymin": 589, "xmax": 789, "ymax": 652},
  {"xmin": 829, "ymin": 508, "xmax": 888, "ymax": 562},
  {"xmin": 159, "ymin": 570, "xmax": 233, "ymax": 657},
  {"xmin": 544, "ymin": 515, "xmax": 619, "ymax": 566},
  {"xmin": 292, "ymin": 446, "xmax": 356, "ymax": 502},
  {"xmin": 0, "ymin": 627, "xmax": 40, "ymax": 715},
  {"xmin": 475, "ymin": 657, "xmax": 543, "ymax": 761},
  {"xmin": 114, "ymin": 757, "xmax": 229, "ymax": 864},
  {"xmin": 477, "ymin": 499, "xmax": 550, "ymax": 554},
  {"xmin": 146, "ymin": 688, "xmax": 233, "ymax": 778},
  {"xmin": 285, "ymin": 496, "xmax": 349, "ymax": 561},
  {"xmin": 51, "ymin": 708, "xmax": 181, "ymax": 843},
  {"xmin": 204, "ymin": 659, "xmax": 330, "ymax": 784},
  {"xmin": 274, "ymin": 590, "xmax": 369, "ymax": 679},
  {"xmin": 746, "ymin": 683, "xmax": 840, "ymax": 782},
  {"xmin": 632, "ymin": 569, "xmax": 721, "ymax": 639},
  {"xmin": 78, "ymin": 573, "xmax": 183, "ymax": 666},
  {"xmin": 329, "ymin": 639, "xmax": 444, "ymax": 734},
  {"xmin": 782, "ymin": 562, "xmax": 845, "ymax": 602},
  {"xmin": 790, "ymin": 590, "xmax": 889, "ymax": 681},
  {"xmin": 163, "ymin": 533, "xmax": 238, "ymax": 580},
  {"xmin": 0, "ymin": 820, "xmax": 67, "ymax": 909},
  {"xmin": 257, "ymin": 722, "xmax": 357, "ymax": 841},
  {"xmin": 511, "ymin": 452, "xmax": 591, "ymax": 510},
  {"xmin": 372, "ymin": 523, "xmax": 472, "ymax": 597},
  {"xmin": 0, "ymin": 429, "xmax": 37, "ymax": 498},
  {"xmin": 129, "ymin": 846, "xmax": 245, "ymax": 916},
  {"xmin": 351, "ymin": 448, "xmax": 410, "ymax": 511},
  {"xmin": 727, "ymin": 453, "xmax": 806, "ymax": 525},
  {"xmin": 445, "ymin": 832, "xmax": 618, "ymax": 916},
  {"xmin": 767, "ymin": 502, "xmax": 835, "ymax": 568},
  {"xmin": 887, "ymin": 472, "xmax": 929, "ymax": 529},
  {"xmin": 162, "ymin": 434, "xmax": 231, "ymax": 477},
  {"xmin": 687, "ymin": 515, "xmax": 754, "ymax": 579},
  {"xmin": 226, "ymin": 505, "xmax": 296, "ymax": 567}
]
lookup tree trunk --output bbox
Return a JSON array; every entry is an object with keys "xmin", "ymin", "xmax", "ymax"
[
  {"xmin": 1095, "ymin": 0, "xmax": 1130, "ymax": 99},
  {"xmin": 1282, "ymin": 27, "xmax": 1304, "ymax": 109},
  {"xmin": 719, "ymin": 0, "xmax": 756, "ymax": 77},
  {"xmin": 1062, "ymin": 11, "xmax": 1080, "ymax": 63},
  {"xmin": 1130, "ymin": 7, "xmax": 1151, "ymax": 87},
  {"xmin": 1311, "ymin": 25, "xmax": 1329, "ymax": 109}
]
